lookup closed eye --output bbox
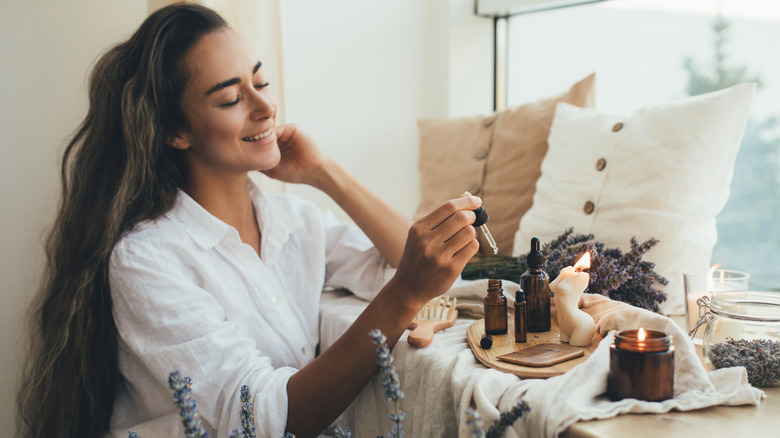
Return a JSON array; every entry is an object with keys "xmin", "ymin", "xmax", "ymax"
[{"xmin": 218, "ymin": 82, "xmax": 270, "ymax": 108}]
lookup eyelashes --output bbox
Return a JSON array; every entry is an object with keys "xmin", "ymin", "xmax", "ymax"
[{"xmin": 219, "ymin": 82, "xmax": 271, "ymax": 108}]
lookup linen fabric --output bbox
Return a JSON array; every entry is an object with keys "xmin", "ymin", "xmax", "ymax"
[
  {"xmin": 513, "ymin": 83, "xmax": 756, "ymax": 314},
  {"xmin": 415, "ymin": 74, "xmax": 595, "ymax": 256},
  {"xmin": 108, "ymin": 179, "xmax": 395, "ymax": 438},
  {"xmin": 319, "ymin": 281, "xmax": 764, "ymax": 438}
]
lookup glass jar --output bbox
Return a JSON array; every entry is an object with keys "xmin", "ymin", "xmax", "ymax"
[{"xmin": 691, "ymin": 290, "xmax": 780, "ymax": 387}]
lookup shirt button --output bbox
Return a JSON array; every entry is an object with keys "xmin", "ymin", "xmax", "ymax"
[
  {"xmin": 272, "ymin": 296, "xmax": 279, "ymax": 304},
  {"xmin": 596, "ymin": 158, "xmax": 607, "ymax": 171},
  {"xmin": 301, "ymin": 346, "xmax": 308, "ymax": 355},
  {"xmin": 612, "ymin": 122, "xmax": 624, "ymax": 132},
  {"xmin": 474, "ymin": 148, "xmax": 489, "ymax": 160},
  {"xmin": 483, "ymin": 115, "xmax": 498, "ymax": 127},
  {"xmin": 583, "ymin": 201, "xmax": 595, "ymax": 215}
]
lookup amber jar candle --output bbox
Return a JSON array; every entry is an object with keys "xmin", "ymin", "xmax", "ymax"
[
  {"xmin": 607, "ymin": 329, "xmax": 675, "ymax": 402},
  {"xmin": 484, "ymin": 279, "xmax": 507, "ymax": 335}
]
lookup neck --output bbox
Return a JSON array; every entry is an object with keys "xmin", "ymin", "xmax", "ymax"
[{"xmin": 184, "ymin": 173, "xmax": 260, "ymax": 248}]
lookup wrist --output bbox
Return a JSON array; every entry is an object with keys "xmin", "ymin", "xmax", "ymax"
[
  {"xmin": 308, "ymin": 157, "xmax": 346, "ymax": 194},
  {"xmin": 380, "ymin": 276, "xmax": 429, "ymax": 314}
]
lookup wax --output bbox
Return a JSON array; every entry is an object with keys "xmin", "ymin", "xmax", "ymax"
[{"xmin": 550, "ymin": 266, "xmax": 596, "ymax": 347}]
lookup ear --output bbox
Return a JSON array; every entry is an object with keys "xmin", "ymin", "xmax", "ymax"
[{"xmin": 165, "ymin": 133, "xmax": 191, "ymax": 150}]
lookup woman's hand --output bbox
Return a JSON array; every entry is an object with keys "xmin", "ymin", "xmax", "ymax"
[
  {"xmin": 262, "ymin": 124, "xmax": 329, "ymax": 186},
  {"xmin": 391, "ymin": 194, "xmax": 482, "ymax": 307}
]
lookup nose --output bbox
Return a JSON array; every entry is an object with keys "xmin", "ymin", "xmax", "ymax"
[{"xmin": 248, "ymin": 86, "xmax": 275, "ymax": 121}]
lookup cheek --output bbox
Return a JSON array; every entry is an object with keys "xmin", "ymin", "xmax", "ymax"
[{"xmin": 190, "ymin": 110, "xmax": 244, "ymax": 145}]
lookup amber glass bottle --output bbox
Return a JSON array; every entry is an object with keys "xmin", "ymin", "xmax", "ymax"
[
  {"xmin": 515, "ymin": 289, "xmax": 527, "ymax": 343},
  {"xmin": 521, "ymin": 237, "xmax": 551, "ymax": 332},
  {"xmin": 484, "ymin": 279, "xmax": 507, "ymax": 335}
]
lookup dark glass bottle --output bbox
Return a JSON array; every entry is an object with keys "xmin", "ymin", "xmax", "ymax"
[
  {"xmin": 515, "ymin": 288, "xmax": 527, "ymax": 343},
  {"xmin": 484, "ymin": 279, "xmax": 507, "ymax": 335},
  {"xmin": 521, "ymin": 237, "xmax": 551, "ymax": 332}
]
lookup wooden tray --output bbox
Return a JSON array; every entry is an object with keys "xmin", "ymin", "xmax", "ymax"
[{"xmin": 466, "ymin": 314, "xmax": 600, "ymax": 378}]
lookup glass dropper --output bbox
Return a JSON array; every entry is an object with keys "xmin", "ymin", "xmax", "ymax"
[{"xmin": 473, "ymin": 207, "xmax": 498, "ymax": 255}]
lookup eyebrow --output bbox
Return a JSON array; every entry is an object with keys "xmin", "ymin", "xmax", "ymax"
[{"xmin": 205, "ymin": 61, "xmax": 263, "ymax": 96}]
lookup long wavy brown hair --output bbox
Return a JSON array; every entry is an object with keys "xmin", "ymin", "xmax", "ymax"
[{"xmin": 16, "ymin": 5, "xmax": 227, "ymax": 437}]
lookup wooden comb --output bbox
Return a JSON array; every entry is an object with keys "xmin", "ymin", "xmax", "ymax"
[{"xmin": 407, "ymin": 296, "xmax": 458, "ymax": 347}]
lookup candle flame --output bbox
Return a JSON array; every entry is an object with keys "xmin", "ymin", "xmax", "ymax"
[
  {"xmin": 574, "ymin": 252, "xmax": 591, "ymax": 271},
  {"xmin": 638, "ymin": 328, "xmax": 646, "ymax": 341},
  {"xmin": 707, "ymin": 263, "xmax": 722, "ymax": 292}
]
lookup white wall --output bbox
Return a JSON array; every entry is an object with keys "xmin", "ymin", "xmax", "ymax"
[
  {"xmin": 279, "ymin": 0, "xmax": 492, "ymax": 220},
  {"xmin": 0, "ymin": 0, "xmax": 491, "ymax": 433}
]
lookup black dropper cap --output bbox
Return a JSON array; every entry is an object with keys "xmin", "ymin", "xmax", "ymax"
[
  {"xmin": 480, "ymin": 333, "xmax": 493, "ymax": 349},
  {"xmin": 527, "ymin": 237, "xmax": 545, "ymax": 269},
  {"xmin": 472, "ymin": 207, "xmax": 489, "ymax": 227}
]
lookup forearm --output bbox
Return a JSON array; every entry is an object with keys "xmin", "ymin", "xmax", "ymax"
[
  {"xmin": 310, "ymin": 158, "xmax": 411, "ymax": 268},
  {"xmin": 285, "ymin": 277, "xmax": 420, "ymax": 437}
]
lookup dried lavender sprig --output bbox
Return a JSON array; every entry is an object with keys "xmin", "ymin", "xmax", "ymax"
[
  {"xmin": 369, "ymin": 329, "xmax": 404, "ymax": 438},
  {"xmin": 334, "ymin": 426, "xmax": 352, "ymax": 438},
  {"xmin": 282, "ymin": 433, "xmax": 297, "ymax": 438},
  {"xmin": 708, "ymin": 338, "xmax": 780, "ymax": 387},
  {"xmin": 238, "ymin": 385, "xmax": 257, "ymax": 438},
  {"xmin": 168, "ymin": 371, "xmax": 210, "ymax": 438},
  {"xmin": 485, "ymin": 401, "xmax": 531, "ymax": 438},
  {"xmin": 465, "ymin": 407, "xmax": 486, "ymax": 438},
  {"xmin": 128, "ymin": 431, "xmax": 140, "ymax": 438},
  {"xmin": 226, "ymin": 428, "xmax": 243, "ymax": 438}
]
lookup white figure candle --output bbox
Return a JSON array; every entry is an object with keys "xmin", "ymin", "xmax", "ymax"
[{"xmin": 550, "ymin": 253, "xmax": 596, "ymax": 347}]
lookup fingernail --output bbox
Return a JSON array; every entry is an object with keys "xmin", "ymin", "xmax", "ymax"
[
  {"xmin": 461, "ymin": 191, "xmax": 472, "ymax": 197},
  {"xmin": 471, "ymin": 196, "xmax": 482, "ymax": 204}
]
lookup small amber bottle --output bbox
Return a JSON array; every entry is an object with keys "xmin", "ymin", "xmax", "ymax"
[
  {"xmin": 515, "ymin": 288, "xmax": 527, "ymax": 343},
  {"xmin": 484, "ymin": 279, "xmax": 508, "ymax": 335},
  {"xmin": 521, "ymin": 237, "xmax": 551, "ymax": 332}
]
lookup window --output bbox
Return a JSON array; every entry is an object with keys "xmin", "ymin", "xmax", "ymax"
[{"xmin": 505, "ymin": 0, "xmax": 780, "ymax": 290}]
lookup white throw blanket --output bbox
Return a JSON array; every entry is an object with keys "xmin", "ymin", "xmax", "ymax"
[{"xmin": 319, "ymin": 280, "xmax": 765, "ymax": 437}]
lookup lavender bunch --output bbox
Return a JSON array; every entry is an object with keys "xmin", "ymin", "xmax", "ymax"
[
  {"xmin": 465, "ymin": 401, "xmax": 530, "ymax": 438},
  {"xmin": 537, "ymin": 228, "xmax": 668, "ymax": 312},
  {"xmin": 369, "ymin": 329, "xmax": 405, "ymax": 438},
  {"xmin": 169, "ymin": 371, "xmax": 210, "ymax": 438}
]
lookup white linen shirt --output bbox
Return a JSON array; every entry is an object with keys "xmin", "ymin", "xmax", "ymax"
[{"xmin": 107, "ymin": 179, "xmax": 395, "ymax": 437}]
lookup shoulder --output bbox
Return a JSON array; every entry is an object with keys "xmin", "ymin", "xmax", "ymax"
[{"xmin": 109, "ymin": 214, "xmax": 202, "ymax": 278}]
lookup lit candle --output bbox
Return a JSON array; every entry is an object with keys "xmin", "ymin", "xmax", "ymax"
[
  {"xmin": 549, "ymin": 252, "xmax": 596, "ymax": 347},
  {"xmin": 607, "ymin": 328, "xmax": 675, "ymax": 401}
]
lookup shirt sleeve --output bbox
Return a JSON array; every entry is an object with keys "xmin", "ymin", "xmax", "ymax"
[
  {"xmin": 321, "ymin": 210, "xmax": 397, "ymax": 301},
  {"xmin": 109, "ymin": 246, "xmax": 295, "ymax": 438}
]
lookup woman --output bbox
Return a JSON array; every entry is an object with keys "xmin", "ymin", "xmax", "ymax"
[{"xmin": 17, "ymin": 4, "xmax": 480, "ymax": 437}]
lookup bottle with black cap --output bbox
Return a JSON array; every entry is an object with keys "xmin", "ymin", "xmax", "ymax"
[
  {"xmin": 521, "ymin": 237, "xmax": 551, "ymax": 332},
  {"xmin": 514, "ymin": 288, "xmax": 527, "ymax": 343}
]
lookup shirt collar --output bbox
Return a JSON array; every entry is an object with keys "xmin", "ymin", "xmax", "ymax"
[{"xmin": 167, "ymin": 177, "xmax": 305, "ymax": 260}]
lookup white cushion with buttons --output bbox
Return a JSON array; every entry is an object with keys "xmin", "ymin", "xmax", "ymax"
[{"xmin": 513, "ymin": 83, "xmax": 756, "ymax": 314}]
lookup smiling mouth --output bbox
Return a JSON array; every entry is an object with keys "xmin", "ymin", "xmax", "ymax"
[{"xmin": 242, "ymin": 128, "xmax": 274, "ymax": 142}]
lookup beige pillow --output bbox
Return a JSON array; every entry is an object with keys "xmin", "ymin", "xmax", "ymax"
[
  {"xmin": 513, "ymin": 83, "xmax": 756, "ymax": 315},
  {"xmin": 415, "ymin": 74, "xmax": 595, "ymax": 255}
]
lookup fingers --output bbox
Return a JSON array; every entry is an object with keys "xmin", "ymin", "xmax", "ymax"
[
  {"xmin": 274, "ymin": 123, "xmax": 299, "ymax": 147},
  {"xmin": 421, "ymin": 194, "xmax": 482, "ymax": 231}
]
